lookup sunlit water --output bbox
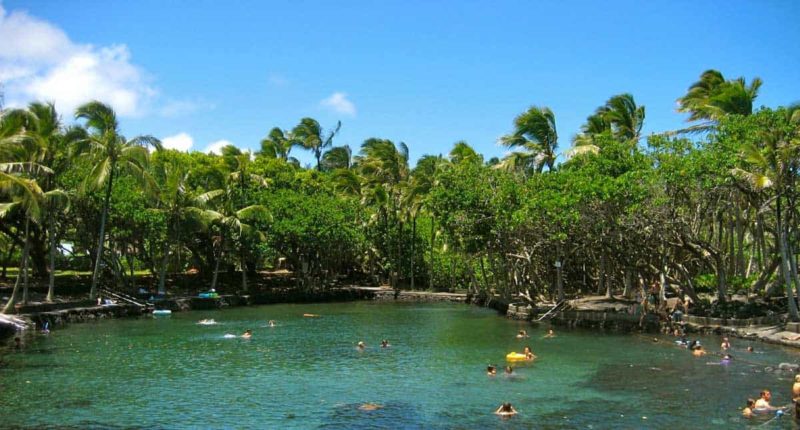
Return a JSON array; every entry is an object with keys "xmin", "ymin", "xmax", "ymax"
[{"xmin": 2, "ymin": 302, "xmax": 800, "ymax": 429}]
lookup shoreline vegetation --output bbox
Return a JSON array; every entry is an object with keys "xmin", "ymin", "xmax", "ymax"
[{"xmin": 2, "ymin": 69, "xmax": 800, "ymax": 345}]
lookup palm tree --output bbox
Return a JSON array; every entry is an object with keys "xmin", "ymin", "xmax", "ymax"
[
  {"xmin": 321, "ymin": 145, "xmax": 352, "ymax": 171},
  {"xmin": 74, "ymin": 101, "xmax": 161, "ymax": 299},
  {"xmin": 1, "ymin": 163, "xmax": 46, "ymax": 313},
  {"xmin": 603, "ymin": 93, "xmax": 645, "ymax": 142},
  {"xmin": 677, "ymin": 69, "xmax": 762, "ymax": 132},
  {"xmin": 406, "ymin": 154, "xmax": 445, "ymax": 289},
  {"xmin": 731, "ymin": 107, "xmax": 800, "ymax": 319},
  {"xmin": 357, "ymin": 138, "xmax": 409, "ymax": 287},
  {"xmin": 258, "ymin": 127, "xmax": 299, "ymax": 165},
  {"xmin": 291, "ymin": 118, "xmax": 341, "ymax": 170},
  {"xmin": 12, "ymin": 102, "xmax": 81, "ymax": 301},
  {"xmin": 150, "ymin": 160, "xmax": 222, "ymax": 295},
  {"xmin": 499, "ymin": 106, "xmax": 558, "ymax": 174},
  {"xmin": 448, "ymin": 141, "xmax": 482, "ymax": 165}
]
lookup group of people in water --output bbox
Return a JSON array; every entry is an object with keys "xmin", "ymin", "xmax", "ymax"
[{"xmin": 492, "ymin": 327, "xmax": 558, "ymax": 417}]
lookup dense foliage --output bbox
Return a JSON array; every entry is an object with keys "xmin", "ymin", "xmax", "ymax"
[{"xmin": 2, "ymin": 70, "xmax": 800, "ymax": 318}]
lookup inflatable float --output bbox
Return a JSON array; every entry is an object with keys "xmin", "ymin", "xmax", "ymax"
[
  {"xmin": 506, "ymin": 352, "xmax": 532, "ymax": 361},
  {"xmin": 152, "ymin": 309, "xmax": 172, "ymax": 316}
]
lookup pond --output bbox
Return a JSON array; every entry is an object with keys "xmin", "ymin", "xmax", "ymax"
[{"xmin": 1, "ymin": 302, "xmax": 799, "ymax": 429}]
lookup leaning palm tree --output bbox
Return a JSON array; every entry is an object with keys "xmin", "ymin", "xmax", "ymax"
[
  {"xmin": 1, "ymin": 164, "xmax": 46, "ymax": 313},
  {"xmin": 291, "ymin": 118, "xmax": 341, "ymax": 170},
  {"xmin": 499, "ymin": 106, "xmax": 558, "ymax": 174},
  {"xmin": 676, "ymin": 69, "xmax": 762, "ymax": 133},
  {"xmin": 74, "ymin": 101, "xmax": 161, "ymax": 299}
]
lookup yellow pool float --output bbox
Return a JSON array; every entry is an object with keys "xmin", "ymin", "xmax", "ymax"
[{"xmin": 506, "ymin": 352, "xmax": 532, "ymax": 361}]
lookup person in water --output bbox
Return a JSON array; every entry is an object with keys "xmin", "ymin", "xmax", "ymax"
[
  {"xmin": 747, "ymin": 346, "xmax": 754, "ymax": 353},
  {"xmin": 792, "ymin": 375, "xmax": 800, "ymax": 401},
  {"xmin": 544, "ymin": 329, "xmax": 555, "ymax": 338},
  {"xmin": 268, "ymin": 320, "xmax": 276, "ymax": 327},
  {"xmin": 357, "ymin": 341, "xmax": 366, "ymax": 350},
  {"xmin": 241, "ymin": 329, "xmax": 252, "ymax": 339},
  {"xmin": 721, "ymin": 337, "xmax": 731, "ymax": 350},
  {"xmin": 504, "ymin": 366, "xmax": 513, "ymax": 375},
  {"xmin": 692, "ymin": 346, "xmax": 707, "ymax": 357},
  {"xmin": 755, "ymin": 389, "xmax": 774, "ymax": 410},
  {"xmin": 495, "ymin": 402, "xmax": 517, "ymax": 416},
  {"xmin": 487, "ymin": 365, "xmax": 497, "ymax": 376},
  {"xmin": 516, "ymin": 330, "xmax": 528, "ymax": 339},
  {"xmin": 742, "ymin": 398, "xmax": 755, "ymax": 418},
  {"xmin": 522, "ymin": 346, "xmax": 536, "ymax": 360},
  {"xmin": 380, "ymin": 339, "xmax": 390, "ymax": 348}
]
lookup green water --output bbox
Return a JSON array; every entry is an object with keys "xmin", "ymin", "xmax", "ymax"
[{"xmin": 2, "ymin": 302, "xmax": 800, "ymax": 429}]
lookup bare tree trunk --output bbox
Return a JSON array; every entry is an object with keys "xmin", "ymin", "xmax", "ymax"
[
  {"xmin": 46, "ymin": 210, "xmax": 56, "ymax": 302},
  {"xmin": 21, "ymin": 217, "xmax": 31, "ymax": 305},
  {"xmin": 157, "ymin": 240, "xmax": 169, "ymax": 295},
  {"xmin": 90, "ymin": 167, "xmax": 115, "ymax": 299},
  {"xmin": 410, "ymin": 215, "xmax": 416, "ymax": 290}
]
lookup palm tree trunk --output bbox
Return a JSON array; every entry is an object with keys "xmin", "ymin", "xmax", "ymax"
[
  {"xmin": 410, "ymin": 215, "xmax": 416, "ymax": 290},
  {"xmin": 240, "ymin": 248, "xmax": 247, "ymax": 292},
  {"xmin": 157, "ymin": 239, "xmax": 169, "ymax": 295},
  {"xmin": 21, "ymin": 217, "xmax": 31, "ymax": 304},
  {"xmin": 90, "ymin": 167, "xmax": 115, "ymax": 299},
  {"xmin": 4, "ymin": 217, "xmax": 30, "ymax": 313},
  {"xmin": 46, "ymin": 211, "xmax": 56, "ymax": 302},
  {"xmin": 429, "ymin": 216, "xmax": 435, "ymax": 290},
  {"xmin": 778, "ymin": 195, "xmax": 800, "ymax": 320},
  {"xmin": 211, "ymin": 249, "xmax": 222, "ymax": 291}
]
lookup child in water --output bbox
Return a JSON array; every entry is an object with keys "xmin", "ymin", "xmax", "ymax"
[
  {"xmin": 241, "ymin": 329, "xmax": 252, "ymax": 339},
  {"xmin": 487, "ymin": 365, "xmax": 497, "ymax": 376},
  {"xmin": 742, "ymin": 398, "xmax": 755, "ymax": 418}
]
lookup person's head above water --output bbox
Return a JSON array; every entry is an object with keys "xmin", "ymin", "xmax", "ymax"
[
  {"xmin": 760, "ymin": 390, "xmax": 771, "ymax": 400},
  {"xmin": 504, "ymin": 366, "xmax": 513, "ymax": 374}
]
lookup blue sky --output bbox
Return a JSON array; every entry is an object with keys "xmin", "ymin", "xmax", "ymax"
[{"xmin": 1, "ymin": 0, "xmax": 799, "ymax": 166}]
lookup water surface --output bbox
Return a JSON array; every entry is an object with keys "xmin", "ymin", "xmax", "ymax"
[{"xmin": 2, "ymin": 302, "xmax": 799, "ymax": 429}]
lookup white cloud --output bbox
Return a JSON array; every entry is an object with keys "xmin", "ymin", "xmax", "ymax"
[
  {"xmin": 161, "ymin": 132, "xmax": 194, "ymax": 152},
  {"xmin": 320, "ymin": 92, "xmax": 356, "ymax": 116},
  {"xmin": 203, "ymin": 139, "xmax": 233, "ymax": 155},
  {"xmin": 0, "ymin": 4, "xmax": 156, "ymax": 117}
]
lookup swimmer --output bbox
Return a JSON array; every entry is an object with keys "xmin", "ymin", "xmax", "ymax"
[
  {"xmin": 721, "ymin": 337, "xmax": 731, "ymax": 350},
  {"xmin": 241, "ymin": 329, "xmax": 253, "ymax": 339},
  {"xmin": 504, "ymin": 366, "xmax": 513, "ymax": 375},
  {"xmin": 380, "ymin": 339, "xmax": 390, "ymax": 348},
  {"xmin": 721, "ymin": 354, "xmax": 733, "ymax": 364},
  {"xmin": 793, "ymin": 375, "xmax": 800, "ymax": 400},
  {"xmin": 522, "ymin": 346, "xmax": 536, "ymax": 360},
  {"xmin": 197, "ymin": 319, "xmax": 216, "ymax": 325},
  {"xmin": 359, "ymin": 403, "xmax": 383, "ymax": 411},
  {"xmin": 516, "ymin": 329, "xmax": 529, "ymax": 339},
  {"xmin": 692, "ymin": 346, "xmax": 707, "ymax": 357},
  {"xmin": 268, "ymin": 320, "xmax": 276, "ymax": 327},
  {"xmin": 544, "ymin": 329, "xmax": 555, "ymax": 338},
  {"xmin": 357, "ymin": 341, "xmax": 366, "ymax": 350},
  {"xmin": 755, "ymin": 389, "xmax": 774, "ymax": 410},
  {"xmin": 743, "ymin": 398, "xmax": 755, "ymax": 418},
  {"xmin": 747, "ymin": 346, "xmax": 754, "ymax": 353},
  {"xmin": 494, "ymin": 402, "xmax": 517, "ymax": 416},
  {"xmin": 487, "ymin": 365, "xmax": 497, "ymax": 376}
]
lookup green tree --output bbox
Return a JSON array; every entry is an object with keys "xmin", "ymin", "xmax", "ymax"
[{"xmin": 291, "ymin": 118, "xmax": 341, "ymax": 171}]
